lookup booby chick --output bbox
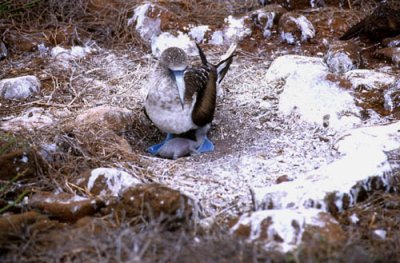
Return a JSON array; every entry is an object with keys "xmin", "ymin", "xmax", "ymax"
[
  {"xmin": 145, "ymin": 44, "xmax": 236, "ymax": 156},
  {"xmin": 156, "ymin": 125, "xmax": 209, "ymax": 160}
]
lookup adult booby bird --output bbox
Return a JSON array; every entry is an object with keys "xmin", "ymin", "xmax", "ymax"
[{"xmin": 145, "ymin": 43, "xmax": 236, "ymax": 156}]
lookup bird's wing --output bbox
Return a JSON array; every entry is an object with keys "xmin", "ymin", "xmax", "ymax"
[
  {"xmin": 184, "ymin": 66, "xmax": 210, "ymax": 100},
  {"xmin": 184, "ymin": 65, "xmax": 217, "ymax": 127}
]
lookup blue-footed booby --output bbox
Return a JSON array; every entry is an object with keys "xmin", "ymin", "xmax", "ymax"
[{"xmin": 145, "ymin": 43, "xmax": 236, "ymax": 156}]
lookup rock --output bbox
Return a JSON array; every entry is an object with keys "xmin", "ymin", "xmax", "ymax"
[
  {"xmin": 266, "ymin": 55, "xmax": 361, "ymax": 130},
  {"xmin": 128, "ymin": 3, "xmax": 180, "ymax": 42},
  {"xmin": 275, "ymin": 175, "xmax": 292, "ymax": 184},
  {"xmin": 279, "ymin": 13, "xmax": 315, "ymax": 44},
  {"xmin": 0, "ymin": 41, "xmax": 7, "ymax": 60},
  {"xmin": 262, "ymin": 0, "xmax": 326, "ymax": 10},
  {"xmin": 324, "ymin": 41, "xmax": 362, "ymax": 74},
  {"xmin": 3, "ymin": 32, "xmax": 40, "ymax": 52},
  {"xmin": 222, "ymin": 15, "xmax": 253, "ymax": 44},
  {"xmin": 51, "ymin": 45, "xmax": 93, "ymax": 62},
  {"xmin": 230, "ymin": 209, "xmax": 344, "ymax": 252},
  {"xmin": 0, "ymin": 211, "xmax": 52, "ymax": 242},
  {"xmin": 345, "ymin": 69, "xmax": 396, "ymax": 116},
  {"xmin": 29, "ymin": 192, "xmax": 104, "ymax": 222},
  {"xmin": 345, "ymin": 69, "xmax": 395, "ymax": 91},
  {"xmin": 105, "ymin": 183, "xmax": 194, "ymax": 225},
  {"xmin": 251, "ymin": 4, "xmax": 287, "ymax": 38},
  {"xmin": 151, "ymin": 32, "xmax": 197, "ymax": 58},
  {"xmin": 0, "ymin": 75, "xmax": 40, "ymax": 100},
  {"xmin": 74, "ymin": 105, "xmax": 133, "ymax": 133},
  {"xmin": 83, "ymin": 168, "xmax": 141, "ymax": 197},
  {"xmin": 382, "ymin": 35, "xmax": 400, "ymax": 47},
  {"xmin": 384, "ymin": 80, "xmax": 400, "ymax": 114},
  {"xmin": 0, "ymin": 149, "xmax": 42, "ymax": 181},
  {"xmin": 253, "ymin": 121, "xmax": 400, "ymax": 215},
  {"xmin": 0, "ymin": 107, "xmax": 55, "ymax": 131},
  {"xmin": 375, "ymin": 47, "xmax": 400, "ymax": 67}
]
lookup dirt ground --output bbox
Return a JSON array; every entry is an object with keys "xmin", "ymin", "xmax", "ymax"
[{"xmin": 1, "ymin": 0, "xmax": 400, "ymax": 262}]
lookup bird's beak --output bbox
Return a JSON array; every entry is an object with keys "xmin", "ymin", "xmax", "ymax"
[{"xmin": 172, "ymin": 70, "xmax": 185, "ymax": 109}]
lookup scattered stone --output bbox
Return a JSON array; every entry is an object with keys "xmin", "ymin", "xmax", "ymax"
[
  {"xmin": 384, "ymin": 80, "xmax": 400, "ymax": 114},
  {"xmin": 0, "ymin": 75, "xmax": 40, "ymax": 100},
  {"xmin": 0, "ymin": 107, "xmax": 55, "ymax": 131},
  {"xmin": 105, "ymin": 183, "xmax": 194, "ymax": 225},
  {"xmin": 51, "ymin": 45, "xmax": 93, "ymax": 62},
  {"xmin": 84, "ymin": 168, "xmax": 141, "ymax": 197},
  {"xmin": 230, "ymin": 209, "xmax": 344, "ymax": 252},
  {"xmin": 3, "ymin": 32, "xmax": 40, "ymax": 52},
  {"xmin": 345, "ymin": 69, "xmax": 395, "ymax": 92},
  {"xmin": 251, "ymin": 4, "xmax": 287, "ymax": 38},
  {"xmin": 266, "ymin": 0, "xmax": 327, "ymax": 10},
  {"xmin": 0, "ymin": 41, "xmax": 7, "ymax": 60},
  {"xmin": 373, "ymin": 229, "xmax": 387, "ymax": 240},
  {"xmin": 375, "ymin": 47, "xmax": 400, "ymax": 67},
  {"xmin": 324, "ymin": 41, "xmax": 362, "ymax": 74},
  {"xmin": 74, "ymin": 105, "xmax": 133, "ymax": 133},
  {"xmin": 151, "ymin": 32, "xmax": 196, "ymax": 58},
  {"xmin": 128, "ymin": 3, "xmax": 180, "ymax": 42},
  {"xmin": 29, "ymin": 192, "xmax": 104, "ymax": 222},
  {"xmin": 266, "ymin": 55, "xmax": 361, "ymax": 130},
  {"xmin": 253, "ymin": 121, "xmax": 400, "ymax": 214},
  {"xmin": 0, "ymin": 211, "xmax": 52, "ymax": 242},
  {"xmin": 345, "ymin": 69, "xmax": 396, "ymax": 116},
  {"xmin": 279, "ymin": 13, "xmax": 315, "ymax": 44},
  {"xmin": 0, "ymin": 150, "xmax": 42, "ymax": 181},
  {"xmin": 382, "ymin": 35, "xmax": 400, "ymax": 47},
  {"xmin": 223, "ymin": 15, "xmax": 253, "ymax": 44},
  {"xmin": 275, "ymin": 175, "xmax": 292, "ymax": 184}
]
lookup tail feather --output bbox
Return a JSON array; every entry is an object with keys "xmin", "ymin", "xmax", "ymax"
[
  {"xmin": 216, "ymin": 43, "xmax": 237, "ymax": 84},
  {"xmin": 339, "ymin": 20, "xmax": 365, "ymax": 40},
  {"xmin": 195, "ymin": 43, "xmax": 208, "ymax": 65}
]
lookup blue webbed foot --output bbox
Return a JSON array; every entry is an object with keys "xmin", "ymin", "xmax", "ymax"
[
  {"xmin": 196, "ymin": 136, "xmax": 214, "ymax": 153},
  {"xmin": 147, "ymin": 133, "xmax": 174, "ymax": 155}
]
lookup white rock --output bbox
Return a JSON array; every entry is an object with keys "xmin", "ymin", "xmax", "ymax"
[
  {"xmin": 324, "ymin": 42, "xmax": 361, "ymax": 74},
  {"xmin": 266, "ymin": 55, "xmax": 361, "ymax": 130},
  {"xmin": 209, "ymin": 31, "xmax": 224, "ymax": 45},
  {"xmin": 223, "ymin": 15, "xmax": 252, "ymax": 43},
  {"xmin": 349, "ymin": 213, "xmax": 359, "ymax": 224},
  {"xmin": 74, "ymin": 105, "xmax": 132, "ymax": 132},
  {"xmin": 51, "ymin": 45, "xmax": 92, "ymax": 62},
  {"xmin": 128, "ymin": 3, "xmax": 161, "ymax": 42},
  {"xmin": 0, "ymin": 75, "xmax": 40, "ymax": 100},
  {"xmin": 188, "ymin": 25, "xmax": 209, "ymax": 43},
  {"xmin": 384, "ymin": 80, "xmax": 400, "ymax": 112},
  {"xmin": 280, "ymin": 15, "xmax": 315, "ymax": 44},
  {"xmin": 230, "ymin": 209, "xmax": 339, "ymax": 252},
  {"xmin": 0, "ymin": 107, "xmax": 54, "ymax": 131},
  {"xmin": 87, "ymin": 168, "xmax": 141, "ymax": 197},
  {"xmin": 345, "ymin": 69, "xmax": 396, "ymax": 91},
  {"xmin": 373, "ymin": 229, "xmax": 387, "ymax": 240},
  {"xmin": 151, "ymin": 32, "xmax": 196, "ymax": 58},
  {"xmin": 253, "ymin": 121, "xmax": 400, "ymax": 212}
]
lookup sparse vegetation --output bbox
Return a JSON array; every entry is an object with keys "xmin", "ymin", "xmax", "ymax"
[{"xmin": 1, "ymin": 0, "xmax": 400, "ymax": 262}]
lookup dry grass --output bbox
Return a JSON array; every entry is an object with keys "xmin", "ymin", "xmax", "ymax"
[{"xmin": 1, "ymin": 0, "xmax": 398, "ymax": 262}]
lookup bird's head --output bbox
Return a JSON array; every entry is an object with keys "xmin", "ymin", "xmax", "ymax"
[{"xmin": 160, "ymin": 47, "xmax": 188, "ymax": 108}]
